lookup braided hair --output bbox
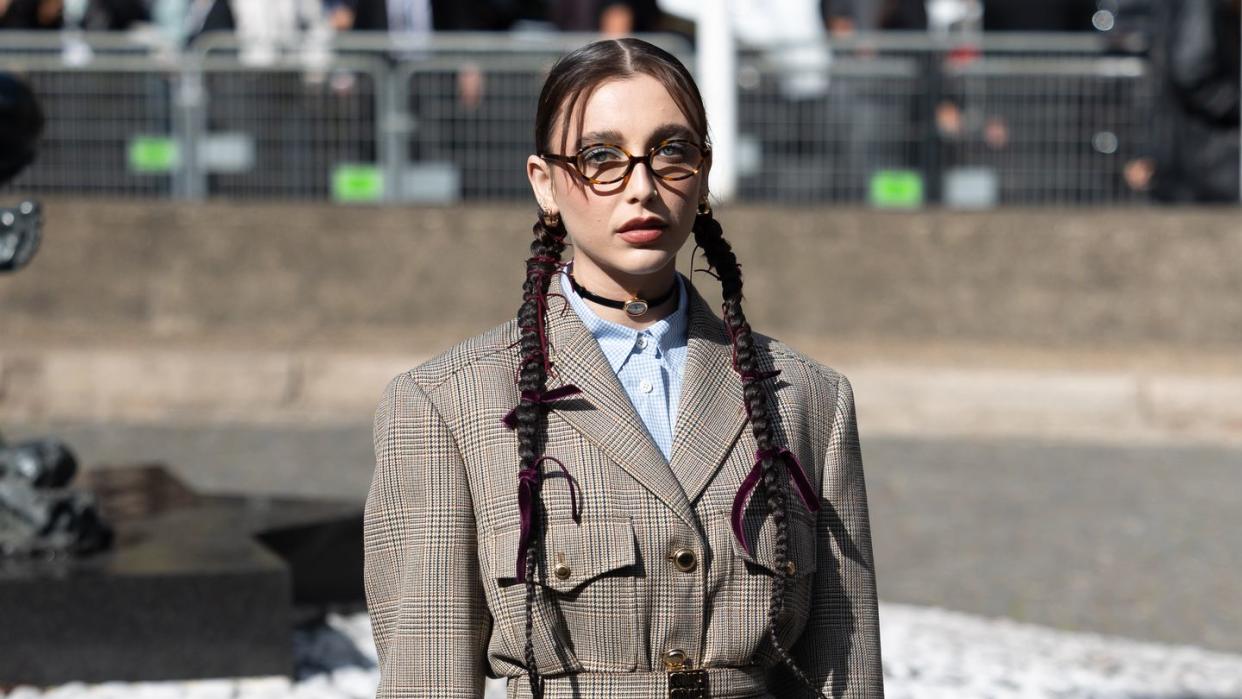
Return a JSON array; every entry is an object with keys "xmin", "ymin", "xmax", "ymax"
[
  {"xmin": 513, "ymin": 213, "xmax": 567, "ymax": 697},
  {"xmin": 516, "ymin": 38, "xmax": 826, "ymax": 697}
]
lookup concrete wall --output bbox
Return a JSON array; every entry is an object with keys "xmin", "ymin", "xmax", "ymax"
[{"xmin": 2, "ymin": 198, "xmax": 1240, "ymax": 350}]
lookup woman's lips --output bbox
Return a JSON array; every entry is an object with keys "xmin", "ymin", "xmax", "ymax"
[{"xmin": 617, "ymin": 227, "xmax": 665, "ymax": 244}]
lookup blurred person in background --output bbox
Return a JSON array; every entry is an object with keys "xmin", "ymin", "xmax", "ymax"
[
  {"xmin": 182, "ymin": 0, "xmax": 330, "ymax": 56},
  {"xmin": 1, "ymin": 0, "xmax": 152, "ymax": 30},
  {"xmin": 82, "ymin": 0, "xmax": 149, "ymax": 28},
  {"xmin": 0, "ymin": 0, "xmax": 63, "ymax": 28},
  {"xmin": 231, "ymin": 0, "xmax": 326, "ymax": 46},
  {"xmin": 1145, "ymin": 0, "xmax": 1241, "ymax": 203},
  {"xmin": 184, "ymin": 0, "xmax": 236, "ymax": 41},
  {"xmin": 546, "ymin": 0, "xmax": 661, "ymax": 33},
  {"xmin": 980, "ymin": 0, "xmax": 1095, "ymax": 32},
  {"xmin": 822, "ymin": 0, "xmax": 927, "ymax": 35},
  {"xmin": 324, "ymin": 0, "xmax": 521, "ymax": 31}
]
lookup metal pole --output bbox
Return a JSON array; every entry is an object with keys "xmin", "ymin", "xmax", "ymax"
[
  {"xmin": 698, "ymin": 0, "xmax": 738, "ymax": 202},
  {"xmin": 175, "ymin": 56, "xmax": 207, "ymax": 201}
]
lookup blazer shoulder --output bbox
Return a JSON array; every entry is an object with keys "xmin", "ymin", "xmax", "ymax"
[
  {"xmin": 399, "ymin": 317, "xmax": 520, "ymax": 395},
  {"xmin": 754, "ymin": 331, "xmax": 849, "ymax": 391}
]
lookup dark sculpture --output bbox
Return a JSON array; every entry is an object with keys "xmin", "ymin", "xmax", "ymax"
[
  {"xmin": 0, "ymin": 72, "xmax": 112, "ymax": 560},
  {"xmin": 0, "ymin": 200, "xmax": 42, "ymax": 272},
  {"xmin": 0, "ymin": 438, "xmax": 114, "ymax": 558}
]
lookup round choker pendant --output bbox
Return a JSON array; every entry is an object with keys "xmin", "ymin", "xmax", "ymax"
[{"xmin": 623, "ymin": 298, "xmax": 650, "ymax": 317}]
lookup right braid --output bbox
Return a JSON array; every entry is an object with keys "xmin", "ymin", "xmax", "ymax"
[
  {"xmin": 514, "ymin": 214, "xmax": 568, "ymax": 699},
  {"xmin": 693, "ymin": 209, "xmax": 828, "ymax": 698}
]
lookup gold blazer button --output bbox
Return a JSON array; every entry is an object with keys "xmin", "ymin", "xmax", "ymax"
[
  {"xmin": 670, "ymin": 548, "xmax": 697, "ymax": 573},
  {"xmin": 552, "ymin": 552, "xmax": 571, "ymax": 580},
  {"xmin": 662, "ymin": 648, "xmax": 688, "ymax": 671}
]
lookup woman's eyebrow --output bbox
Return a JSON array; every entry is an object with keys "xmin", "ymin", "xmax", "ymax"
[
  {"xmin": 577, "ymin": 129, "xmax": 625, "ymax": 147},
  {"xmin": 576, "ymin": 123, "xmax": 696, "ymax": 149},
  {"xmin": 648, "ymin": 124, "xmax": 696, "ymax": 143}
]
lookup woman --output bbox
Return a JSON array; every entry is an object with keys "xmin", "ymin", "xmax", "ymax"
[{"xmin": 365, "ymin": 38, "xmax": 882, "ymax": 698}]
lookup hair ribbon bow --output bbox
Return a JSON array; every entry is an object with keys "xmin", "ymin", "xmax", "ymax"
[
  {"xmin": 501, "ymin": 385, "xmax": 583, "ymax": 429},
  {"xmin": 516, "ymin": 455, "xmax": 582, "ymax": 582},
  {"xmin": 730, "ymin": 446, "xmax": 820, "ymax": 556}
]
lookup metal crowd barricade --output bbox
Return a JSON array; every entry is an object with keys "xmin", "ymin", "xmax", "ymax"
[
  {"xmin": 394, "ymin": 55, "xmax": 548, "ymax": 202},
  {"xmin": 189, "ymin": 32, "xmax": 692, "ymax": 203},
  {"xmin": 940, "ymin": 55, "xmax": 1152, "ymax": 205},
  {"xmin": 1, "ymin": 30, "xmax": 1163, "ymax": 206},
  {"xmin": 0, "ymin": 52, "xmax": 184, "ymax": 198},
  {"xmin": 736, "ymin": 53, "xmax": 925, "ymax": 203},
  {"xmin": 185, "ymin": 54, "xmax": 389, "ymax": 201},
  {"xmin": 735, "ymin": 32, "xmax": 1158, "ymax": 206}
]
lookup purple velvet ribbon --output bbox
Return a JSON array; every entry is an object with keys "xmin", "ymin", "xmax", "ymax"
[
  {"xmin": 501, "ymin": 385, "xmax": 583, "ymax": 429},
  {"xmin": 515, "ymin": 455, "xmax": 582, "ymax": 582},
  {"xmin": 517, "ymin": 263, "xmax": 569, "ymax": 379},
  {"xmin": 730, "ymin": 446, "xmax": 821, "ymax": 557},
  {"xmin": 739, "ymin": 368, "xmax": 781, "ymax": 383},
  {"xmin": 721, "ymin": 313, "xmax": 782, "ymax": 387}
]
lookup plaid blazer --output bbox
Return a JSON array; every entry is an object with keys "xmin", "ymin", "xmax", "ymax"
[{"xmin": 365, "ymin": 271, "xmax": 883, "ymax": 698}]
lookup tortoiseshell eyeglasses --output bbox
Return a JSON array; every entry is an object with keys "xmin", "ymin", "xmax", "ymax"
[{"xmin": 540, "ymin": 139, "xmax": 708, "ymax": 185}]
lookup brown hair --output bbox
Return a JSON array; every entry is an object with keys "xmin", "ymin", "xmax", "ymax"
[{"xmin": 515, "ymin": 37, "xmax": 824, "ymax": 697}]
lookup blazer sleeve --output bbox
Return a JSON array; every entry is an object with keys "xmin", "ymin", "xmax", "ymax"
[
  {"xmin": 365, "ymin": 371, "xmax": 492, "ymax": 698},
  {"xmin": 773, "ymin": 373, "xmax": 884, "ymax": 698}
]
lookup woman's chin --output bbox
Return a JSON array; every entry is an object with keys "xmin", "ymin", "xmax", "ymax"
[{"xmin": 605, "ymin": 251, "xmax": 679, "ymax": 278}]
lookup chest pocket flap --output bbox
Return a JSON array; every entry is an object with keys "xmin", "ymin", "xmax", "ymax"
[{"xmin": 487, "ymin": 517, "xmax": 638, "ymax": 593}]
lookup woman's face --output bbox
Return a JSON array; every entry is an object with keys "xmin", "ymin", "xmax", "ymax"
[{"xmin": 527, "ymin": 73, "xmax": 710, "ymax": 295}]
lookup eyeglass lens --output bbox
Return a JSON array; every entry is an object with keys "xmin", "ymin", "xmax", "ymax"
[{"xmin": 578, "ymin": 142, "xmax": 703, "ymax": 183}]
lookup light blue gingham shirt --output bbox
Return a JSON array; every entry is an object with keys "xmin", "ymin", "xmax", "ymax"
[{"xmin": 560, "ymin": 266, "xmax": 689, "ymax": 463}]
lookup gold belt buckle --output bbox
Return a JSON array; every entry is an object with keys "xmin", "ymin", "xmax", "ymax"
[{"xmin": 663, "ymin": 650, "xmax": 708, "ymax": 699}]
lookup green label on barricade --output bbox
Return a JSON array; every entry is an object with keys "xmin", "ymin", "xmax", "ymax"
[
  {"xmin": 332, "ymin": 165, "xmax": 385, "ymax": 203},
  {"xmin": 128, "ymin": 137, "xmax": 180, "ymax": 173},
  {"xmin": 869, "ymin": 170, "xmax": 924, "ymax": 209}
]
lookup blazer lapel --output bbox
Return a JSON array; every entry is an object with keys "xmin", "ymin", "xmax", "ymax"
[
  {"xmin": 542, "ymin": 272, "xmax": 697, "ymax": 531},
  {"xmin": 669, "ymin": 279, "xmax": 748, "ymax": 505}
]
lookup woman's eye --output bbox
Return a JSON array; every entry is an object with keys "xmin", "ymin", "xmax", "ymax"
[
  {"xmin": 581, "ymin": 147, "xmax": 625, "ymax": 163},
  {"xmin": 657, "ymin": 143, "xmax": 689, "ymax": 159}
]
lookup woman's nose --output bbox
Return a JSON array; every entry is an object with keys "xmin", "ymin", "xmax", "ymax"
[{"xmin": 623, "ymin": 158, "xmax": 659, "ymax": 202}]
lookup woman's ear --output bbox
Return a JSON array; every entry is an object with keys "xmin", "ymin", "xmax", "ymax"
[
  {"xmin": 527, "ymin": 155, "xmax": 558, "ymax": 218},
  {"xmin": 698, "ymin": 151, "xmax": 713, "ymax": 206}
]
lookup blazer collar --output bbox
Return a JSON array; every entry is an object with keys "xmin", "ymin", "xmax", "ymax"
[{"xmin": 543, "ymin": 270, "xmax": 747, "ymax": 530}]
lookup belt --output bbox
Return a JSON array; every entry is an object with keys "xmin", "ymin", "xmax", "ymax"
[{"xmin": 505, "ymin": 666, "xmax": 769, "ymax": 698}]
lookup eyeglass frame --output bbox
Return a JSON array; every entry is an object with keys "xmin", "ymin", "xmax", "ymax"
[{"xmin": 539, "ymin": 138, "xmax": 710, "ymax": 186}]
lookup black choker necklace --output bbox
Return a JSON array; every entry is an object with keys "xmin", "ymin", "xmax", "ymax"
[{"xmin": 567, "ymin": 271, "xmax": 678, "ymax": 318}]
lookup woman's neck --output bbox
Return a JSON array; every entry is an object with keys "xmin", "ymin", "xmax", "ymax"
[{"xmin": 566, "ymin": 258, "xmax": 680, "ymax": 330}]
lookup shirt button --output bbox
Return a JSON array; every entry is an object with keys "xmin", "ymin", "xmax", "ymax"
[
  {"xmin": 638, "ymin": 380, "xmax": 653, "ymax": 393},
  {"xmin": 636, "ymin": 335, "xmax": 648, "ymax": 349}
]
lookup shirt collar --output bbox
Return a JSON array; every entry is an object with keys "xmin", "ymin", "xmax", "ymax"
[{"xmin": 560, "ymin": 264, "xmax": 689, "ymax": 375}]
